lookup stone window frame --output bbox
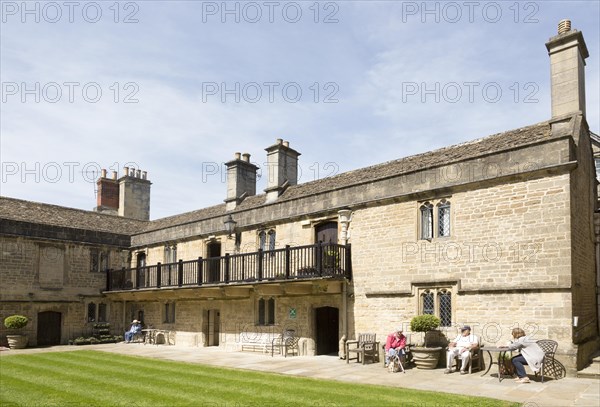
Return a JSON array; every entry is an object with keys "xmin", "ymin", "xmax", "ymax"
[
  {"xmin": 418, "ymin": 197, "xmax": 452, "ymax": 240},
  {"xmin": 163, "ymin": 244, "xmax": 178, "ymax": 265},
  {"xmin": 86, "ymin": 301, "xmax": 109, "ymax": 323},
  {"xmin": 257, "ymin": 297, "xmax": 275, "ymax": 326},
  {"xmin": 90, "ymin": 248, "xmax": 110, "ymax": 272},
  {"xmin": 258, "ymin": 229, "xmax": 276, "ymax": 253},
  {"xmin": 417, "ymin": 286, "xmax": 455, "ymax": 327}
]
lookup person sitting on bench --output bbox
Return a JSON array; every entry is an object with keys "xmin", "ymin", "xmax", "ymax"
[{"xmin": 384, "ymin": 327, "xmax": 406, "ymax": 367}]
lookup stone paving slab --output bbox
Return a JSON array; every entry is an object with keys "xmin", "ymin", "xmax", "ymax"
[{"xmin": 2, "ymin": 343, "xmax": 599, "ymax": 407}]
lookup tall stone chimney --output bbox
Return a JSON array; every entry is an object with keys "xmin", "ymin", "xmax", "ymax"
[
  {"xmin": 546, "ymin": 19, "xmax": 589, "ymax": 118},
  {"xmin": 224, "ymin": 152, "xmax": 259, "ymax": 211},
  {"xmin": 95, "ymin": 169, "xmax": 119, "ymax": 215},
  {"xmin": 264, "ymin": 139, "xmax": 300, "ymax": 203},
  {"xmin": 118, "ymin": 167, "xmax": 151, "ymax": 220}
]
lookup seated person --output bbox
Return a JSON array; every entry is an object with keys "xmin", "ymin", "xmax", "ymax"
[
  {"xmin": 124, "ymin": 319, "xmax": 142, "ymax": 343},
  {"xmin": 385, "ymin": 327, "xmax": 406, "ymax": 366},
  {"xmin": 499, "ymin": 328, "xmax": 545, "ymax": 384},
  {"xmin": 444, "ymin": 325, "xmax": 479, "ymax": 374}
]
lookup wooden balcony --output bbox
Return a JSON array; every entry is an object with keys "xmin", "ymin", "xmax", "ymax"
[{"xmin": 105, "ymin": 243, "xmax": 351, "ymax": 292}]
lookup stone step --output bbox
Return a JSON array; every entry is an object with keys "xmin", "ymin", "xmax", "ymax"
[{"xmin": 577, "ymin": 362, "xmax": 600, "ymax": 379}]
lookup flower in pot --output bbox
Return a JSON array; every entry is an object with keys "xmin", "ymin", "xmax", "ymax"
[
  {"xmin": 409, "ymin": 314, "xmax": 442, "ymax": 369},
  {"xmin": 4, "ymin": 315, "xmax": 29, "ymax": 349}
]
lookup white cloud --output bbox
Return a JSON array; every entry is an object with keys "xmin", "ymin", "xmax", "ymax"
[{"xmin": 1, "ymin": 1, "xmax": 598, "ymax": 219}]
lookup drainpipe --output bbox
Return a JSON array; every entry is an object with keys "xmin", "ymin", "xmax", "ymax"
[
  {"xmin": 595, "ymin": 213, "xmax": 600, "ymax": 337},
  {"xmin": 338, "ymin": 209, "xmax": 352, "ymax": 339}
]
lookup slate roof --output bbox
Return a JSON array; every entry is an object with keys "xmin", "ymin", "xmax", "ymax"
[
  {"xmin": 1, "ymin": 120, "xmax": 555, "ymax": 235},
  {"xmin": 0, "ymin": 196, "xmax": 147, "ymax": 235},
  {"xmin": 141, "ymin": 120, "xmax": 553, "ymax": 232}
]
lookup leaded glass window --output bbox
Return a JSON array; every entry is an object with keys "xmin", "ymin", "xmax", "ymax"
[
  {"xmin": 259, "ymin": 231, "xmax": 266, "ymax": 251},
  {"xmin": 420, "ymin": 203, "xmax": 433, "ymax": 240},
  {"xmin": 438, "ymin": 290, "xmax": 452, "ymax": 327},
  {"xmin": 268, "ymin": 230, "xmax": 276, "ymax": 251},
  {"xmin": 438, "ymin": 201, "xmax": 451, "ymax": 237},
  {"xmin": 422, "ymin": 291, "xmax": 434, "ymax": 315},
  {"xmin": 87, "ymin": 302, "xmax": 96, "ymax": 322}
]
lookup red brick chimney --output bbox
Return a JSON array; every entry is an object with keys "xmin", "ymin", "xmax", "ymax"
[{"xmin": 95, "ymin": 169, "xmax": 119, "ymax": 215}]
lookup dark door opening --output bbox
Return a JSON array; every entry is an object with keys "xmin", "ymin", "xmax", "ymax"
[
  {"xmin": 207, "ymin": 309, "xmax": 220, "ymax": 346},
  {"xmin": 136, "ymin": 252, "xmax": 146, "ymax": 287},
  {"xmin": 207, "ymin": 242, "xmax": 221, "ymax": 282},
  {"xmin": 37, "ymin": 311, "xmax": 61, "ymax": 346},
  {"xmin": 315, "ymin": 306, "xmax": 339, "ymax": 355}
]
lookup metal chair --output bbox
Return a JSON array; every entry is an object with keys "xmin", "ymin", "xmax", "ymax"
[
  {"xmin": 271, "ymin": 329, "xmax": 299, "ymax": 357},
  {"xmin": 346, "ymin": 333, "xmax": 379, "ymax": 364},
  {"xmin": 536, "ymin": 339, "xmax": 558, "ymax": 383}
]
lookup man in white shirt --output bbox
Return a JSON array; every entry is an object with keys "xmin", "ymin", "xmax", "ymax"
[{"xmin": 444, "ymin": 325, "xmax": 479, "ymax": 374}]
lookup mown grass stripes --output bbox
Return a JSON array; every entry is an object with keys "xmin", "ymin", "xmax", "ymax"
[{"xmin": 0, "ymin": 350, "xmax": 518, "ymax": 407}]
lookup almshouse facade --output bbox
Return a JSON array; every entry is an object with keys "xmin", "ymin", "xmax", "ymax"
[{"xmin": 1, "ymin": 21, "xmax": 598, "ymax": 375}]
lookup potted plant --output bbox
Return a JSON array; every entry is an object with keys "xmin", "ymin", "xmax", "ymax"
[
  {"xmin": 4, "ymin": 315, "xmax": 29, "ymax": 349},
  {"xmin": 409, "ymin": 314, "xmax": 443, "ymax": 369}
]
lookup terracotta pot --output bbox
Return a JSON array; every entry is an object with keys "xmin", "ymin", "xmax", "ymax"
[
  {"xmin": 6, "ymin": 334, "xmax": 28, "ymax": 349},
  {"xmin": 411, "ymin": 346, "xmax": 442, "ymax": 369}
]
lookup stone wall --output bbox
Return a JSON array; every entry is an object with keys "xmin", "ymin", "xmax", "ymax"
[
  {"xmin": 0, "ymin": 235, "xmax": 126, "ymax": 345},
  {"xmin": 348, "ymin": 173, "xmax": 579, "ymax": 371},
  {"xmin": 115, "ymin": 292, "xmax": 343, "ymax": 356}
]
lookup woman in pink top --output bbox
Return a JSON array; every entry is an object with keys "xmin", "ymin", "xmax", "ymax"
[{"xmin": 385, "ymin": 327, "xmax": 406, "ymax": 366}]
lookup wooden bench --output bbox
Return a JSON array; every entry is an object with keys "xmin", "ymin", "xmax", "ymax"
[{"xmin": 346, "ymin": 333, "xmax": 379, "ymax": 364}]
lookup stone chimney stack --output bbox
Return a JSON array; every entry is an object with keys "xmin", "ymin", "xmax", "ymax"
[
  {"xmin": 264, "ymin": 139, "xmax": 300, "ymax": 203},
  {"xmin": 118, "ymin": 166, "xmax": 151, "ymax": 220},
  {"xmin": 546, "ymin": 19, "xmax": 589, "ymax": 118},
  {"xmin": 224, "ymin": 152, "xmax": 259, "ymax": 211},
  {"xmin": 95, "ymin": 168, "xmax": 119, "ymax": 215}
]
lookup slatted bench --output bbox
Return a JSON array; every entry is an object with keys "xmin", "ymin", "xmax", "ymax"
[{"xmin": 240, "ymin": 332, "xmax": 277, "ymax": 353}]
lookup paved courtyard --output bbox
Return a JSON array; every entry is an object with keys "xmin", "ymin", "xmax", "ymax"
[{"xmin": 1, "ymin": 343, "xmax": 599, "ymax": 407}]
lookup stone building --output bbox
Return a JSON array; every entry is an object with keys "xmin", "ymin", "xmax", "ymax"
[{"xmin": 1, "ymin": 21, "xmax": 598, "ymax": 375}]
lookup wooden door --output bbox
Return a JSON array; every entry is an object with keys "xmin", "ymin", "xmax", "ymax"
[
  {"xmin": 37, "ymin": 311, "xmax": 61, "ymax": 346},
  {"xmin": 315, "ymin": 306, "xmax": 339, "ymax": 355},
  {"xmin": 207, "ymin": 309, "xmax": 220, "ymax": 346},
  {"xmin": 315, "ymin": 222, "xmax": 338, "ymax": 244}
]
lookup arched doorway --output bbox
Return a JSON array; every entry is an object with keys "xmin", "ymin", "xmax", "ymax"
[
  {"xmin": 315, "ymin": 306, "xmax": 339, "ymax": 355},
  {"xmin": 37, "ymin": 311, "xmax": 61, "ymax": 346}
]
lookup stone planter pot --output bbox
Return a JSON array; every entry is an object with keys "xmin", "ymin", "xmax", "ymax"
[
  {"xmin": 411, "ymin": 346, "xmax": 442, "ymax": 369},
  {"xmin": 6, "ymin": 334, "xmax": 28, "ymax": 349}
]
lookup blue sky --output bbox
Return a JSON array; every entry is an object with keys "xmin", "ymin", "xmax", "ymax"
[{"xmin": 1, "ymin": 0, "xmax": 599, "ymax": 220}]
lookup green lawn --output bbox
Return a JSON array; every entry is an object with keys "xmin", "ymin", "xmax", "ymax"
[{"xmin": 0, "ymin": 350, "xmax": 518, "ymax": 407}]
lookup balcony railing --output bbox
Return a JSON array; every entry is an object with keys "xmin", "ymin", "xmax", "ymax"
[{"xmin": 105, "ymin": 243, "xmax": 351, "ymax": 292}]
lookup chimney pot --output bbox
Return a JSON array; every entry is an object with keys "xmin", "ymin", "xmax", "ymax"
[
  {"xmin": 276, "ymin": 138, "xmax": 283, "ymax": 144},
  {"xmin": 112, "ymin": 171, "xmax": 118, "ymax": 180},
  {"xmin": 558, "ymin": 19, "xmax": 571, "ymax": 34},
  {"xmin": 124, "ymin": 167, "xmax": 129, "ymax": 177},
  {"xmin": 101, "ymin": 169, "xmax": 107, "ymax": 178},
  {"xmin": 283, "ymin": 141, "xmax": 289, "ymax": 147},
  {"xmin": 136, "ymin": 169, "xmax": 141, "ymax": 178},
  {"xmin": 234, "ymin": 152, "xmax": 241, "ymax": 160},
  {"xmin": 242, "ymin": 153, "xmax": 250, "ymax": 162},
  {"xmin": 142, "ymin": 171, "xmax": 147, "ymax": 180}
]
